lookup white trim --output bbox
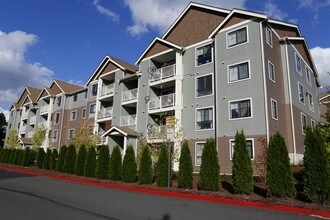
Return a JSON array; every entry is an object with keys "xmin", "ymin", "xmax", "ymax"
[
  {"xmin": 195, "ymin": 106, "xmax": 214, "ymax": 131},
  {"xmin": 268, "ymin": 19, "xmax": 299, "ymax": 30},
  {"xmin": 265, "ymin": 27, "xmax": 273, "ymax": 48},
  {"xmin": 301, "ymin": 112, "xmax": 307, "ymax": 135},
  {"xmin": 226, "ymin": 26, "xmax": 249, "ymax": 49},
  {"xmin": 307, "ymin": 92, "xmax": 314, "ymax": 112},
  {"xmin": 72, "ymin": 93, "xmax": 78, "ymax": 102},
  {"xmin": 195, "ymin": 43, "xmax": 213, "ymax": 67},
  {"xmin": 298, "ymin": 82, "xmax": 305, "ymax": 105},
  {"xmin": 271, "ymin": 98, "xmax": 278, "ymax": 120},
  {"xmin": 227, "ymin": 60, "xmax": 251, "ymax": 83},
  {"xmin": 68, "ymin": 128, "xmax": 75, "ymax": 140},
  {"xmin": 100, "ymin": 68, "xmax": 120, "ymax": 79},
  {"xmin": 85, "ymin": 56, "xmax": 109, "ymax": 86},
  {"xmin": 139, "ymin": 49, "xmax": 174, "ymax": 64},
  {"xmin": 228, "ymin": 98, "xmax": 253, "ymax": 120},
  {"xmin": 52, "ymin": 81, "xmax": 66, "ymax": 94},
  {"xmin": 51, "ymin": 129, "xmax": 58, "ymax": 143},
  {"xmin": 229, "ymin": 138, "xmax": 255, "ymax": 160},
  {"xmin": 36, "ymin": 87, "xmax": 51, "ymax": 101},
  {"xmin": 70, "ymin": 110, "xmax": 77, "ymax": 121},
  {"xmin": 295, "ymin": 52, "xmax": 302, "ymax": 76},
  {"xmin": 54, "ymin": 112, "xmax": 60, "ymax": 125},
  {"xmin": 195, "ymin": 72, "xmax": 214, "ymax": 98},
  {"xmin": 195, "ymin": 141, "xmax": 206, "ymax": 166},
  {"xmin": 184, "ymin": 38, "xmax": 213, "ymax": 50},
  {"xmin": 89, "ymin": 103, "xmax": 96, "ymax": 118},
  {"xmin": 102, "ymin": 126, "xmax": 129, "ymax": 137},
  {"xmin": 311, "ymin": 119, "xmax": 316, "ymax": 129},
  {"xmin": 268, "ymin": 60, "xmax": 275, "ymax": 83},
  {"xmin": 305, "ymin": 66, "xmax": 312, "ymax": 86}
]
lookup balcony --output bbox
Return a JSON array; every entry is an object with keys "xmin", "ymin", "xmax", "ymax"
[
  {"xmin": 97, "ymin": 107, "xmax": 113, "ymax": 121},
  {"xmin": 38, "ymin": 121, "xmax": 47, "ymax": 128},
  {"xmin": 122, "ymin": 88, "xmax": 138, "ymax": 102},
  {"xmin": 29, "ymin": 116, "xmax": 36, "ymax": 124},
  {"xmin": 19, "ymin": 125, "xmax": 27, "ymax": 133},
  {"xmin": 99, "ymin": 84, "xmax": 114, "ymax": 98},
  {"xmin": 40, "ymin": 105, "xmax": 49, "ymax": 115},
  {"xmin": 22, "ymin": 111, "xmax": 29, "ymax": 119},
  {"xmin": 27, "ymin": 131, "xmax": 34, "ymax": 138},
  {"xmin": 149, "ymin": 64, "xmax": 175, "ymax": 83},
  {"xmin": 148, "ymin": 93, "xmax": 175, "ymax": 112},
  {"xmin": 147, "ymin": 125, "xmax": 167, "ymax": 139},
  {"xmin": 120, "ymin": 115, "xmax": 136, "ymax": 126}
]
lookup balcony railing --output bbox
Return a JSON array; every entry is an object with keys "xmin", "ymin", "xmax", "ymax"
[
  {"xmin": 120, "ymin": 115, "xmax": 136, "ymax": 126},
  {"xmin": 29, "ymin": 116, "xmax": 36, "ymax": 124},
  {"xmin": 40, "ymin": 105, "xmax": 49, "ymax": 114},
  {"xmin": 122, "ymin": 88, "xmax": 138, "ymax": 102},
  {"xmin": 147, "ymin": 125, "xmax": 167, "ymax": 139},
  {"xmin": 19, "ymin": 125, "xmax": 26, "ymax": 133},
  {"xmin": 27, "ymin": 132, "xmax": 34, "ymax": 138},
  {"xmin": 99, "ymin": 84, "xmax": 114, "ymax": 97},
  {"xmin": 38, "ymin": 121, "xmax": 47, "ymax": 128},
  {"xmin": 97, "ymin": 107, "xmax": 113, "ymax": 120},
  {"xmin": 149, "ymin": 64, "xmax": 175, "ymax": 83},
  {"xmin": 22, "ymin": 111, "xmax": 29, "ymax": 119},
  {"xmin": 149, "ymin": 93, "xmax": 175, "ymax": 110}
]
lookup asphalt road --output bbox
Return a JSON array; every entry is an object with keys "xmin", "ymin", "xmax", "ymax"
[{"xmin": 0, "ymin": 169, "xmax": 322, "ymax": 220}]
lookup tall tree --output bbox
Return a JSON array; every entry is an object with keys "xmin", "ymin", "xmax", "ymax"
[
  {"xmin": 156, "ymin": 144, "xmax": 170, "ymax": 187},
  {"xmin": 75, "ymin": 145, "xmax": 87, "ymax": 176},
  {"xmin": 5, "ymin": 129, "xmax": 20, "ymax": 149},
  {"xmin": 109, "ymin": 145, "xmax": 122, "ymax": 181},
  {"xmin": 96, "ymin": 145, "xmax": 110, "ymax": 179},
  {"xmin": 178, "ymin": 140, "xmax": 193, "ymax": 189},
  {"xmin": 0, "ymin": 112, "xmax": 7, "ymax": 147},
  {"xmin": 84, "ymin": 146, "xmax": 97, "ymax": 177},
  {"xmin": 70, "ymin": 119, "xmax": 99, "ymax": 148},
  {"xmin": 122, "ymin": 145, "xmax": 137, "ymax": 183},
  {"xmin": 139, "ymin": 146, "xmax": 153, "ymax": 184}
]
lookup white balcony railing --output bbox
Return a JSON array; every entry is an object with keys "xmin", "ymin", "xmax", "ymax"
[
  {"xmin": 29, "ymin": 116, "xmax": 36, "ymax": 124},
  {"xmin": 22, "ymin": 111, "xmax": 29, "ymax": 119},
  {"xmin": 120, "ymin": 115, "xmax": 136, "ymax": 126},
  {"xmin": 149, "ymin": 64, "xmax": 176, "ymax": 83},
  {"xmin": 99, "ymin": 84, "xmax": 114, "ymax": 97},
  {"xmin": 19, "ymin": 125, "xmax": 27, "ymax": 133},
  {"xmin": 97, "ymin": 107, "xmax": 113, "ymax": 120},
  {"xmin": 38, "ymin": 121, "xmax": 47, "ymax": 128},
  {"xmin": 100, "ymin": 136, "xmax": 107, "ymax": 145},
  {"xmin": 122, "ymin": 88, "xmax": 138, "ymax": 102},
  {"xmin": 27, "ymin": 131, "xmax": 34, "ymax": 138},
  {"xmin": 147, "ymin": 125, "xmax": 167, "ymax": 139},
  {"xmin": 149, "ymin": 93, "xmax": 175, "ymax": 110},
  {"xmin": 40, "ymin": 105, "xmax": 49, "ymax": 114}
]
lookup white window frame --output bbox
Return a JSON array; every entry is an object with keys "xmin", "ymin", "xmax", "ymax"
[
  {"xmin": 226, "ymin": 26, "xmax": 249, "ymax": 49},
  {"xmin": 57, "ymin": 96, "xmax": 62, "ymax": 107},
  {"xmin": 307, "ymin": 92, "xmax": 314, "ymax": 112},
  {"xmin": 70, "ymin": 110, "xmax": 77, "ymax": 121},
  {"xmin": 82, "ymin": 108, "xmax": 86, "ymax": 119},
  {"xmin": 266, "ymin": 27, "xmax": 273, "ymax": 47},
  {"xmin": 54, "ymin": 112, "xmax": 60, "ymax": 125},
  {"xmin": 229, "ymin": 138, "xmax": 255, "ymax": 160},
  {"xmin": 311, "ymin": 119, "xmax": 316, "ymax": 129},
  {"xmin": 301, "ymin": 113, "xmax": 307, "ymax": 135},
  {"xmin": 73, "ymin": 94, "xmax": 78, "ymax": 102},
  {"xmin": 68, "ymin": 129, "xmax": 75, "ymax": 139},
  {"xmin": 295, "ymin": 53, "xmax": 302, "ymax": 75},
  {"xmin": 227, "ymin": 60, "xmax": 251, "ymax": 83},
  {"xmin": 195, "ymin": 106, "xmax": 214, "ymax": 131},
  {"xmin": 195, "ymin": 43, "xmax": 213, "ymax": 67},
  {"xmin": 305, "ymin": 67, "xmax": 312, "ymax": 86},
  {"xmin": 268, "ymin": 61, "xmax": 275, "ymax": 83},
  {"xmin": 91, "ymin": 83, "xmax": 98, "ymax": 97},
  {"xmin": 229, "ymin": 98, "xmax": 253, "ymax": 120},
  {"xmin": 271, "ymin": 98, "xmax": 278, "ymax": 120},
  {"xmin": 195, "ymin": 142, "xmax": 206, "ymax": 166},
  {"xmin": 89, "ymin": 104, "xmax": 96, "ymax": 117},
  {"xmin": 298, "ymin": 82, "xmax": 305, "ymax": 104},
  {"xmin": 195, "ymin": 73, "xmax": 214, "ymax": 98},
  {"xmin": 51, "ymin": 130, "xmax": 58, "ymax": 143}
]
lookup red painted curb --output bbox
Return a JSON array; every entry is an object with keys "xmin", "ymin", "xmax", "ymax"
[{"xmin": 1, "ymin": 165, "xmax": 329, "ymax": 218}]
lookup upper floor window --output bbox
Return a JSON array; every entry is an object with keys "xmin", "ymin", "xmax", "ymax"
[
  {"xmin": 307, "ymin": 92, "xmax": 314, "ymax": 112},
  {"xmin": 195, "ymin": 142, "xmax": 205, "ymax": 166},
  {"xmin": 229, "ymin": 61, "xmax": 249, "ymax": 82},
  {"xmin": 298, "ymin": 82, "xmax": 305, "ymax": 104},
  {"xmin": 54, "ymin": 112, "xmax": 60, "ymax": 124},
  {"xmin": 57, "ymin": 96, "xmax": 62, "ymax": 107},
  {"xmin": 230, "ymin": 139, "xmax": 254, "ymax": 160},
  {"xmin": 295, "ymin": 53, "xmax": 302, "ymax": 75},
  {"xmin": 228, "ymin": 27, "xmax": 247, "ymax": 48},
  {"xmin": 51, "ymin": 130, "xmax": 58, "ymax": 143},
  {"xmin": 196, "ymin": 107, "xmax": 213, "ymax": 130},
  {"xmin": 91, "ymin": 84, "xmax": 98, "ymax": 97},
  {"xmin": 196, "ymin": 74, "xmax": 213, "ymax": 97},
  {"xmin": 70, "ymin": 111, "xmax": 77, "ymax": 121},
  {"xmin": 89, "ymin": 104, "xmax": 96, "ymax": 117},
  {"xmin": 271, "ymin": 99, "xmax": 278, "ymax": 120},
  {"xmin": 301, "ymin": 113, "xmax": 307, "ymax": 135},
  {"xmin": 230, "ymin": 99, "xmax": 252, "ymax": 119},
  {"xmin": 73, "ymin": 94, "xmax": 78, "ymax": 102},
  {"xmin": 266, "ymin": 27, "xmax": 272, "ymax": 47},
  {"xmin": 68, "ymin": 129, "xmax": 75, "ymax": 139},
  {"xmin": 196, "ymin": 44, "xmax": 212, "ymax": 66},
  {"xmin": 306, "ymin": 67, "xmax": 312, "ymax": 86},
  {"xmin": 84, "ymin": 91, "xmax": 88, "ymax": 99},
  {"xmin": 268, "ymin": 61, "xmax": 275, "ymax": 82},
  {"xmin": 11, "ymin": 110, "xmax": 14, "ymax": 116},
  {"xmin": 311, "ymin": 119, "xmax": 316, "ymax": 129}
]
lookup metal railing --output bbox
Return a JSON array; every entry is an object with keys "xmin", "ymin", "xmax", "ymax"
[
  {"xmin": 97, "ymin": 107, "xmax": 113, "ymax": 119},
  {"xmin": 122, "ymin": 88, "xmax": 138, "ymax": 102},
  {"xmin": 29, "ymin": 116, "xmax": 36, "ymax": 124},
  {"xmin": 148, "ymin": 93, "xmax": 175, "ymax": 110},
  {"xmin": 38, "ymin": 121, "xmax": 47, "ymax": 128},
  {"xmin": 27, "ymin": 132, "xmax": 34, "ymax": 138},
  {"xmin": 99, "ymin": 84, "xmax": 114, "ymax": 97},
  {"xmin": 19, "ymin": 125, "xmax": 26, "ymax": 133},
  {"xmin": 40, "ymin": 105, "xmax": 49, "ymax": 114},
  {"xmin": 149, "ymin": 64, "xmax": 175, "ymax": 83},
  {"xmin": 147, "ymin": 125, "xmax": 167, "ymax": 139},
  {"xmin": 22, "ymin": 111, "xmax": 29, "ymax": 119},
  {"xmin": 120, "ymin": 115, "xmax": 136, "ymax": 126}
]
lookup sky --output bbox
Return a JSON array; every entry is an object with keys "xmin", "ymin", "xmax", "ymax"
[{"xmin": 0, "ymin": 0, "xmax": 330, "ymax": 120}]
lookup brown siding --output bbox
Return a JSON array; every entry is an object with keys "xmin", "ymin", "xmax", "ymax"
[
  {"xmin": 143, "ymin": 41, "xmax": 173, "ymax": 60},
  {"xmin": 17, "ymin": 90, "xmax": 29, "ymax": 107},
  {"xmin": 100, "ymin": 62, "xmax": 118, "ymax": 77},
  {"xmin": 50, "ymin": 82, "xmax": 62, "ymax": 95},
  {"xmin": 271, "ymin": 23, "xmax": 299, "ymax": 38},
  {"xmin": 222, "ymin": 14, "xmax": 253, "ymax": 29},
  {"xmin": 291, "ymin": 41, "xmax": 314, "ymax": 71},
  {"xmin": 164, "ymin": 6, "xmax": 227, "ymax": 47},
  {"xmin": 39, "ymin": 90, "xmax": 50, "ymax": 99},
  {"xmin": 61, "ymin": 106, "xmax": 86, "ymax": 146},
  {"xmin": 23, "ymin": 96, "xmax": 31, "ymax": 105}
]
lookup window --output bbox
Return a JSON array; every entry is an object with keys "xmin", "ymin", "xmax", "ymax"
[
  {"xmin": 271, "ymin": 99, "xmax": 278, "ymax": 120},
  {"xmin": 268, "ymin": 61, "xmax": 275, "ymax": 82},
  {"xmin": 195, "ymin": 142, "xmax": 205, "ymax": 166},
  {"xmin": 9, "ymin": 124, "xmax": 11, "ymax": 129},
  {"xmin": 311, "ymin": 119, "xmax": 316, "ymax": 129},
  {"xmin": 70, "ymin": 111, "xmax": 77, "ymax": 121},
  {"xmin": 306, "ymin": 67, "xmax": 312, "ymax": 86},
  {"xmin": 298, "ymin": 83, "xmax": 305, "ymax": 104},
  {"xmin": 266, "ymin": 27, "xmax": 272, "ymax": 46},
  {"xmin": 51, "ymin": 130, "xmax": 58, "ymax": 143},
  {"xmin": 82, "ymin": 108, "xmax": 86, "ymax": 119},
  {"xmin": 54, "ymin": 112, "xmax": 60, "ymax": 124},
  {"xmin": 91, "ymin": 84, "xmax": 98, "ymax": 97},
  {"xmin": 230, "ymin": 99, "xmax": 252, "ymax": 119},
  {"xmin": 84, "ymin": 90, "xmax": 88, "ymax": 99},
  {"xmin": 196, "ymin": 44, "xmax": 212, "ymax": 66},
  {"xmin": 196, "ymin": 74, "xmax": 213, "ymax": 97},
  {"xmin": 228, "ymin": 27, "xmax": 247, "ymax": 47},
  {"xmin": 229, "ymin": 62, "xmax": 249, "ymax": 82},
  {"xmin": 196, "ymin": 107, "xmax": 213, "ymax": 130},
  {"xmin": 301, "ymin": 113, "xmax": 307, "ymax": 134},
  {"xmin": 295, "ymin": 53, "xmax": 302, "ymax": 75},
  {"xmin": 89, "ymin": 104, "xmax": 96, "ymax": 117},
  {"xmin": 11, "ymin": 110, "xmax": 14, "ymax": 116},
  {"xmin": 68, "ymin": 129, "xmax": 75, "ymax": 139},
  {"xmin": 57, "ymin": 96, "xmax": 62, "ymax": 107},
  {"xmin": 73, "ymin": 94, "xmax": 78, "ymax": 102},
  {"xmin": 230, "ymin": 139, "xmax": 254, "ymax": 159},
  {"xmin": 307, "ymin": 92, "xmax": 314, "ymax": 111}
]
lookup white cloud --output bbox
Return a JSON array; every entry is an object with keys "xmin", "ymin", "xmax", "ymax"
[
  {"xmin": 0, "ymin": 107, "xmax": 10, "ymax": 122},
  {"xmin": 310, "ymin": 47, "xmax": 330, "ymax": 88},
  {"xmin": 92, "ymin": 0, "xmax": 119, "ymax": 21},
  {"xmin": 0, "ymin": 30, "xmax": 53, "ymax": 106},
  {"xmin": 123, "ymin": 0, "xmax": 246, "ymax": 36},
  {"xmin": 297, "ymin": 0, "xmax": 330, "ymax": 25},
  {"xmin": 262, "ymin": 2, "xmax": 287, "ymax": 20}
]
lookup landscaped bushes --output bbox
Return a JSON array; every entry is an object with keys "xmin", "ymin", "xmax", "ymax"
[
  {"xmin": 84, "ymin": 146, "xmax": 96, "ymax": 177},
  {"xmin": 75, "ymin": 145, "xmax": 87, "ymax": 176},
  {"xmin": 178, "ymin": 140, "xmax": 193, "ymax": 189},
  {"xmin": 50, "ymin": 149, "xmax": 58, "ymax": 170},
  {"xmin": 139, "ymin": 146, "xmax": 153, "ymax": 184},
  {"xmin": 56, "ymin": 145, "xmax": 67, "ymax": 172},
  {"xmin": 96, "ymin": 145, "xmax": 110, "ymax": 179},
  {"xmin": 63, "ymin": 145, "xmax": 77, "ymax": 174},
  {"xmin": 43, "ymin": 149, "xmax": 52, "ymax": 170},
  {"xmin": 156, "ymin": 145, "xmax": 169, "ymax": 187},
  {"xmin": 109, "ymin": 145, "xmax": 122, "ymax": 181},
  {"xmin": 36, "ymin": 148, "xmax": 45, "ymax": 169},
  {"xmin": 122, "ymin": 145, "xmax": 137, "ymax": 183}
]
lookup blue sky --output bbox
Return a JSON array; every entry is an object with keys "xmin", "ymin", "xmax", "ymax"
[{"xmin": 0, "ymin": 0, "xmax": 330, "ymax": 119}]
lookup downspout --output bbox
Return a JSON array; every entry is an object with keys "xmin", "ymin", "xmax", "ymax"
[
  {"xmin": 212, "ymin": 39, "xmax": 217, "ymax": 149},
  {"xmin": 58, "ymin": 95, "xmax": 66, "ymax": 151}
]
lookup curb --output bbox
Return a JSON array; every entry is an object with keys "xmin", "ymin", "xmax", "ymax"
[{"xmin": 1, "ymin": 165, "xmax": 329, "ymax": 219}]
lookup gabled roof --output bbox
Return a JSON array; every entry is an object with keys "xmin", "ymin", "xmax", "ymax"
[
  {"xmin": 85, "ymin": 55, "xmax": 138, "ymax": 86},
  {"xmin": 22, "ymin": 95, "xmax": 32, "ymax": 106},
  {"xmin": 319, "ymin": 93, "xmax": 330, "ymax": 102},
  {"xmin": 15, "ymin": 86, "xmax": 41, "ymax": 108},
  {"xmin": 36, "ymin": 87, "xmax": 52, "ymax": 101},
  {"xmin": 19, "ymin": 138, "xmax": 33, "ymax": 145},
  {"xmin": 53, "ymin": 80, "xmax": 83, "ymax": 94},
  {"xmin": 102, "ymin": 126, "xmax": 139, "ymax": 137},
  {"xmin": 26, "ymin": 87, "xmax": 42, "ymax": 103},
  {"xmin": 10, "ymin": 103, "xmax": 19, "ymax": 110}
]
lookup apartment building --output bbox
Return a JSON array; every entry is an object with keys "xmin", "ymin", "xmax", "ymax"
[{"xmin": 6, "ymin": 2, "xmax": 320, "ymax": 173}]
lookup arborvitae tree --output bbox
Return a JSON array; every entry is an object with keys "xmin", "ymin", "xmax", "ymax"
[
  {"xmin": 43, "ymin": 149, "xmax": 52, "ymax": 170},
  {"xmin": 56, "ymin": 145, "xmax": 67, "ymax": 172},
  {"xmin": 75, "ymin": 145, "xmax": 87, "ymax": 176},
  {"xmin": 15, "ymin": 150, "xmax": 24, "ymax": 165},
  {"xmin": 109, "ymin": 145, "xmax": 122, "ymax": 181},
  {"xmin": 84, "ymin": 146, "xmax": 96, "ymax": 177},
  {"xmin": 96, "ymin": 145, "xmax": 110, "ymax": 179},
  {"xmin": 198, "ymin": 138, "xmax": 220, "ymax": 191},
  {"xmin": 156, "ymin": 145, "xmax": 169, "ymax": 187},
  {"xmin": 178, "ymin": 140, "xmax": 193, "ymax": 189},
  {"xmin": 63, "ymin": 145, "xmax": 77, "ymax": 174},
  {"xmin": 29, "ymin": 149, "xmax": 36, "ymax": 166},
  {"xmin": 9, "ymin": 149, "xmax": 17, "ymax": 164},
  {"xmin": 0, "ymin": 148, "xmax": 3, "ymax": 162},
  {"xmin": 4, "ymin": 148, "xmax": 11, "ymax": 163},
  {"xmin": 139, "ymin": 146, "xmax": 153, "ymax": 184},
  {"xmin": 36, "ymin": 148, "xmax": 45, "ymax": 169},
  {"xmin": 232, "ymin": 131, "xmax": 254, "ymax": 194},
  {"xmin": 122, "ymin": 145, "xmax": 137, "ymax": 183},
  {"xmin": 267, "ymin": 132, "xmax": 296, "ymax": 198},
  {"xmin": 21, "ymin": 148, "xmax": 31, "ymax": 167},
  {"xmin": 50, "ymin": 149, "xmax": 58, "ymax": 170},
  {"xmin": 304, "ymin": 126, "xmax": 330, "ymax": 204}
]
